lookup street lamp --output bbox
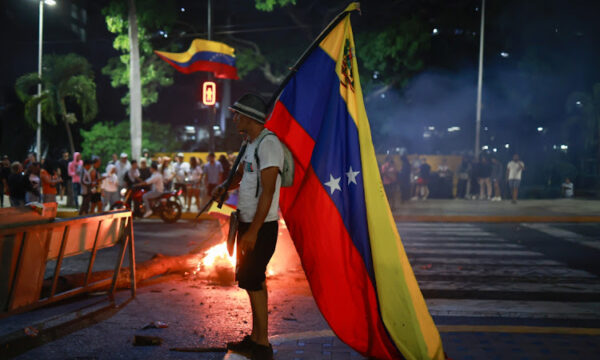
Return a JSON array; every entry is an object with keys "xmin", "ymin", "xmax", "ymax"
[{"xmin": 36, "ymin": 0, "xmax": 56, "ymax": 160}]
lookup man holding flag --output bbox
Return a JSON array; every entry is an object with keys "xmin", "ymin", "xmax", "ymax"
[
  {"xmin": 215, "ymin": 94, "xmax": 284, "ymax": 360},
  {"xmin": 210, "ymin": 3, "xmax": 444, "ymax": 359}
]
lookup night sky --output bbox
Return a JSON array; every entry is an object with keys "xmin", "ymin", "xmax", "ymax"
[{"xmin": 1, "ymin": 0, "xmax": 599, "ymax": 173}]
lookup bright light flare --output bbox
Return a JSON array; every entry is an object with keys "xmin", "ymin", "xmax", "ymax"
[{"xmin": 44, "ymin": 0, "xmax": 56, "ymax": 6}]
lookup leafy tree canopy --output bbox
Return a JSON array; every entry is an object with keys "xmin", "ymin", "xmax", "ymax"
[
  {"xmin": 255, "ymin": 0, "xmax": 296, "ymax": 12},
  {"xmin": 15, "ymin": 53, "xmax": 97, "ymax": 154},
  {"xmin": 80, "ymin": 121, "xmax": 179, "ymax": 163},
  {"xmin": 101, "ymin": 0, "xmax": 177, "ymax": 111}
]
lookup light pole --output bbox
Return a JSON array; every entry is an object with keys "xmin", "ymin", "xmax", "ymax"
[
  {"xmin": 475, "ymin": 0, "xmax": 485, "ymax": 159},
  {"xmin": 36, "ymin": 0, "xmax": 56, "ymax": 160}
]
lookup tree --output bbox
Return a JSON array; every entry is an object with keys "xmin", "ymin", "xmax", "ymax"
[
  {"xmin": 15, "ymin": 53, "xmax": 97, "ymax": 155},
  {"xmin": 80, "ymin": 121, "xmax": 180, "ymax": 163},
  {"xmin": 101, "ymin": 0, "xmax": 176, "ymax": 110}
]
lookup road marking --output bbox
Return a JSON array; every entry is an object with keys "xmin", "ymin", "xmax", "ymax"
[
  {"xmin": 401, "ymin": 236, "xmax": 507, "ymax": 242},
  {"xmin": 270, "ymin": 330, "xmax": 335, "ymax": 345},
  {"xmin": 437, "ymin": 325, "xmax": 600, "ymax": 335},
  {"xmin": 405, "ymin": 248, "xmax": 543, "ymax": 256},
  {"xmin": 408, "ymin": 257, "xmax": 563, "ymax": 266},
  {"xmin": 521, "ymin": 223, "xmax": 600, "ymax": 251},
  {"xmin": 412, "ymin": 264, "xmax": 596, "ymax": 278},
  {"xmin": 405, "ymin": 242, "xmax": 522, "ymax": 249},
  {"xmin": 420, "ymin": 280, "xmax": 600, "ymax": 293},
  {"xmin": 427, "ymin": 299, "xmax": 600, "ymax": 319}
]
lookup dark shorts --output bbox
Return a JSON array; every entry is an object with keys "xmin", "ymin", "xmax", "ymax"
[
  {"xmin": 508, "ymin": 179, "xmax": 521, "ymax": 189},
  {"xmin": 236, "ymin": 221, "xmax": 278, "ymax": 291},
  {"xmin": 91, "ymin": 192, "xmax": 102, "ymax": 203}
]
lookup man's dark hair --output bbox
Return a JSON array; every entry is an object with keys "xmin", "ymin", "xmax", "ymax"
[
  {"xmin": 83, "ymin": 159, "xmax": 93, "ymax": 166},
  {"xmin": 151, "ymin": 162, "xmax": 158, "ymax": 170},
  {"xmin": 131, "ymin": 160, "xmax": 138, "ymax": 165},
  {"xmin": 208, "ymin": 152, "xmax": 215, "ymax": 158}
]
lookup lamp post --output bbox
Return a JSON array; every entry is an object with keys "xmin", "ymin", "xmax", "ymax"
[
  {"xmin": 475, "ymin": 0, "xmax": 485, "ymax": 160},
  {"xmin": 36, "ymin": 0, "xmax": 56, "ymax": 160}
]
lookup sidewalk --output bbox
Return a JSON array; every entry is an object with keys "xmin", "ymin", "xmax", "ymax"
[{"xmin": 42, "ymin": 197, "xmax": 600, "ymax": 222}]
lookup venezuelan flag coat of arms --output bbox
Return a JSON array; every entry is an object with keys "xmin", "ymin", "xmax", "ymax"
[{"xmin": 266, "ymin": 3, "xmax": 445, "ymax": 360}]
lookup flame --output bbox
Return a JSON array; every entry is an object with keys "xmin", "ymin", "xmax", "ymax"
[{"xmin": 194, "ymin": 242, "xmax": 236, "ymax": 275}]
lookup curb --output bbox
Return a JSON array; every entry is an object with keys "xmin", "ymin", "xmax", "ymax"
[
  {"xmin": 393, "ymin": 215, "xmax": 600, "ymax": 223},
  {"xmin": 55, "ymin": 210, "xmax": 600, "ymax": 223}
]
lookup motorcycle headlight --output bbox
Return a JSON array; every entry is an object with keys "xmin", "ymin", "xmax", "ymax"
[{"xmin": 120, "ymin": 188, "xmax": 127, "ymax": 196}]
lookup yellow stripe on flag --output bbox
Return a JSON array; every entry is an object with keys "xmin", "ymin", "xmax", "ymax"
[
  {"xmin": 321, "ymin": 14, "xmax": 446, "ymax": 360},
  {"xmin": 155, "ymin": 39, "xmax": 236, "ymax": 63}
]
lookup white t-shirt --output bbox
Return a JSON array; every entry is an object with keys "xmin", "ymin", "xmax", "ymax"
[
  {"xmin": 189, "ymin": 166, "xmax": 202, "ymax": 183},
  {"xmin": 173, "ymin": 161, "xmax": 189, "ymax": 183},
  {"xmin": 102, "ymin": 173, "xmax": 119, "ymax": 192},
  {"xmin": 146, "ymin": 172, "xmax": 164, "ymax": 193},
  {"xmin": 507, "ymin": 160, "xmax": 525, "ymax": 180},
  {"xmin": 562, "ymin": 182, "xmax": 574, "ymax": 197},
  {"xmin": 238, "ymin": 132, "xmax": 284, "ymax": 223}
]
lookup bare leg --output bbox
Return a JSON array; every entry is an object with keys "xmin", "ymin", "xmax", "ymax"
[{"xmin": 248, "ymin": 282, "xmax": 269, "ymax": 346}]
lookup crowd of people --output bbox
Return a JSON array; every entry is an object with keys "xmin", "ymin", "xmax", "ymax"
[
  {"xmin": 380, "ymin": 153, "xmax": 531, "ymax": 208},
  {"xmin": 0, "ymin": 150, "xmax": 235, "ymax": 216}
]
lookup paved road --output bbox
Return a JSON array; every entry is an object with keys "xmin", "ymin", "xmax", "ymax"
[
  {"xmin": 4, "ymin": 220, "xmax": 600, "ymax": 359},
  {"xmin": 398, "ymin": 222, "xmax": 600, "ymax": 321}
]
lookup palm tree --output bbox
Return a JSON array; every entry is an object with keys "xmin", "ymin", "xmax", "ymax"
[{"xmin": 15, "ymin": 53, "xmax": 98, "ymax": 155}]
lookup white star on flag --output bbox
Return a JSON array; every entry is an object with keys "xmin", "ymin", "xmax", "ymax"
[
  {"xmin": 324, "ymin": 174, "xmax": 341, "ymax": 194},
  {"xmin": 346, "ymin": 166, "xmax": 360, "ymax": 185}
]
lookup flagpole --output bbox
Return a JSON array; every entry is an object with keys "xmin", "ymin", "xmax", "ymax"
[{"xmin": 267, "ymin": 2, "xmax": 361, "ymax": 109}]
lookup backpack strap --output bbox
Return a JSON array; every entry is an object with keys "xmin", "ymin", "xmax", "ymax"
[{"xmin": 253, "ymin": 130, "xmax": 281, "ymax": 197}]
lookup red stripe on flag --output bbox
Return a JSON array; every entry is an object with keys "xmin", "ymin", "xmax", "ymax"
[
  {"xmin": 156, "ymin": 53, "xmax": 238, "ymax": 79},
  {"xmin": 281, "ymin": 166, "xmax": 402, "ymax": 359}
]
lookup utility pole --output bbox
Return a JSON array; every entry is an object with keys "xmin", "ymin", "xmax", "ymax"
[
  {"xmin": 475, "ymin": 0, "xmax": 485, "ymax": 159},
  {"xmin": 36, "ymin": 1, "xmax": 44, "ymax": 160},
  {"xmin": 129, "ymin": 0, "xmax": 142, "ymax": 160},
  {"xmin": 207, "ymin": 0, "xmax": 215, "ymax": 152}
]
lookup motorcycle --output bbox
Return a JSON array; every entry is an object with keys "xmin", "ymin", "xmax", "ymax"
[{"xmin": 111, "ymin": 186, "xmax": 183, "ymax": 223}]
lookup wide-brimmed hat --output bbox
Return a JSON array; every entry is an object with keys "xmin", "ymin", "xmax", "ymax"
[{"xmin": 229, "ymin": 94, "xmax": 267, "ymax": 123}]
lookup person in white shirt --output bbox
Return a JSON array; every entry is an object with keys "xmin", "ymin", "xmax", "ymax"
[
  {"xmin": 115, "ymin": 153, "xmax": 131, "ymax": 190},
  {"xmin": 173, "ymin": 152, "xmax": 189, "ymax": 198},
  {"xmin": 506, "ymin": 153, "xmax": 525, "ymax": 204},
  {"xmin": 561, "ymin": 178, "xmax": 574, "ymax": 198},
  {"xmin": 102, "ymin": 164, "xmax": 119, "ymax": 209},
  {"xmin": 138, "ymin": 162, "xmax": 164, "ymax": 218},
  {"xmin": 186, "ymin": 156, "xmax": 203, "ymax": 211},
  {"xmin": 214, "ymin": 93, "xmax": 283, "ymax": 359}
]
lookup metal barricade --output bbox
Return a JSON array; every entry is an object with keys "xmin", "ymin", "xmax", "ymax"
[{"xmin": 0, "ymin": 210, "xmax": 136, "ymax": 318}]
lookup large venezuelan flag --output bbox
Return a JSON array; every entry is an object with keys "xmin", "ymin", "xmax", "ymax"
[
  {"xmin": 154, "ymin": 39, "xmax": 238, "ymax": 79},
  {"xmin": 266, "ymin": 4, "xmax": 445, "ymax": 360}
]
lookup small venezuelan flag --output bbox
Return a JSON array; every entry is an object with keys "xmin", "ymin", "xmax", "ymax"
[
  {"xmin": 154, "ymin": 39, "xmax": 238, "ymax": 79},
  {"xmin": 266, "ymin": 3, "xmax": 445, "ymax": 360}
]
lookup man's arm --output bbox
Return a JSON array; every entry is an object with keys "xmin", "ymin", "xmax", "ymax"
[
  {"xmin": 213, "ymin": 164, "xmax": 244, "ymax": 196},
  {"xmin": 239, "ymin": 166, "xmax": 278, "ymax": 252}
]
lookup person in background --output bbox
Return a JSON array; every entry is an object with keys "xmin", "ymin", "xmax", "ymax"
[
  {"xmin": 102, "ymin": 164, "xmax": 120, "ymax": 209},
  {"xmin": 456, "ymin": 157, "xmax": 471, "ymax": 199},
  {"xmin": 506, "ymin": 153, "xmax": 525, "ymax": 204},
  {"xmin": 40, "ymin": 160, "xmax": 62, "ymax": 203},
  {"xmin": 490, "ymin": 157, "xmax": 504, "ymax": 201},
  {"xmin": 90, "ymin": 156, "xmax": 104, "ymax": 213},
  {"xmin": 173, "ymin": 153, "xmax": 189, "ymax": 198},
  {"xmin": 138, "ymin": 162, "xmax": 164, "ymax": 218},
  {"xmin": 57, "ymin": 150, "xmax": 70, "ymax": 202},
  {"xmin": 126, "ymin": 160, "xmax": 142, "ymax": 188},
  {"xmin": 381, "ymin": 155, "xmax": 398, "ymax": 210},
  {"xmin": 8, "ymin": 162, "xmax": 26, "ymax": 207},
  {"xmin": 219, "ymin": 154, "xmax": 231, "ymax": 181},
  {"xmin": 25, "ymin": 162, "xmax": 41, "ymax": 203},
  {"xmin": 417, "ymin": 157, "xmax": 430, "ymax": 200},
  {"xmin": 142, "ymin": 149, "xmax": 150, "ymax": 160},
  {"xmin": 202, "ymin": 152, "xmax": 223, "ymax": 202},
  {"xmin": 109, "ymin": 153, "xmax": 118, "ymax": 166},
  {"xmin": 0, "ymin": 155, "xmax": 10, "ymax": 207},
  {"xmin": 561, "ymin": 177, "xmax": 574, "ymax": 198},
  {"xmin": 115, "ymin": 153, "xmax": 131, "ymax": 191},
  {"xmin": 24, "ymin": 152, "xmax": 37, "ymax": 169},
  {"xmin": 187, "ymin": 156, "xmax": 203, "ymax": 212},
  {"xmin": 139, "ymin": 158, "xmax": 151, "ymax": 181},
  {"xmin": 79, "ymin": 159, "xmax": 93, "ymax": 215},
  {"xmin": 68, "ymin": 152, "xmax": 83, "ymax": 208},
  {"xmin": 161, "ymin": 156, "xmax": 173, "ymax": 190},
  {"xmin": 399, "ymin": 154, "xmax": 411, "ymax": 203},
  {"xmin": 477, "ymin": 156, "xmax": 492, "ymax": 200}
]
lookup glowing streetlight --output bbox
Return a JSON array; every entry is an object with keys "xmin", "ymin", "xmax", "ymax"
[{"xmin": 35, "ymin": 0, "xmax": 56, "ymax": 159}]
